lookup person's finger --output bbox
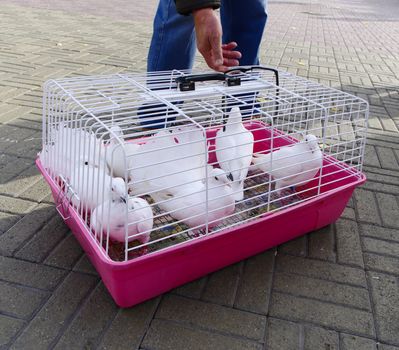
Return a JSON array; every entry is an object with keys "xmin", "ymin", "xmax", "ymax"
[
  {"xmin": 215, "ymin": 65, "xmax": 229, "ymax": 72},
  {"xmin": 202, "ymin": 50, "xmax": 228, "ymax": 71},
  {"xmin": 223, "ymin": 57, "xmax": 240, "ymax": 67},
  {"xmin": 222, "ymin": 42, "xmax": 238, "ymax": 50},
  {"xmin": 222, "ymin": 49, "xmax": 242, "ymax": 59}
]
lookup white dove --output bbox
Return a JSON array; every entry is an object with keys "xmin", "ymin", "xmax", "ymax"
[
  {"xmin": 151, "ymin": 168, "xmax": 235, "ymax": 233},
  {"xmin": 215, "ymin": 106, "xmax": 254, "ymax": 201},
  {"xmin": 129, "ymin": 125, "xmax": 211, "ymax": 196},
  {"xmin": 91, "ymin": 196, "xmax": 153, "ymax": 244},
  {"xmin": 68, "ymin": 162, "xmax": 126, "ymax": 213},
  {"xmin": 105, "ymin": 125, "xmax": 141, "ymax": 179},
  {"xmin": 252, "ymin": 134, "xmax": 323, "ymax": 195},
  {"xmin": 41, "ymin": 123, "xmax": 107, "ymax": 179}
]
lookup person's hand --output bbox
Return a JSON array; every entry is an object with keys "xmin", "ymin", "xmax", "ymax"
[
  {"xmin": 222, "ymin": 42, "xmax": 241, "ymax": 68},
  {"xmin": 193, "ymin": 8, "xmax": 241, "ymax": 72}
]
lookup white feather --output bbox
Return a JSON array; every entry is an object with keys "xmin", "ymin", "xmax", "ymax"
[
  {"xmin": 215, "ymin": 107, "xmax": 254, "ymax": 201},
  {"xmin": 252, "ymin": 134, "xmax": 323, "ymax": 194},
  {"xmin": 91, "ymin": 197, "xmax": 153, "ymax": 244},
  {"xmin": 151, "ymin": 168, "xmax": 235, "ymax": 231}
]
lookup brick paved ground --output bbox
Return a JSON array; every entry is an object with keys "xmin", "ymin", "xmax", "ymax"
[{"xmin": 0, "ymin": 0, "xmax": 398, "ymax": 349}]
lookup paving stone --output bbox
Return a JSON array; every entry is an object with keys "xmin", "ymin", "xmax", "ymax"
[
  {"xmin": 172, "ymin": 277, "xmax": 207, "ymax": 299},
  {"xmin": 362, "ymin": 181, "xmax": 399, "ymax": 196},
  {"xmin": 0, "ymin": 125, "xmax": 37, "ymax": 153},
  {"xmin": 0, "ymin": 256, "xmax": 66, "ymax": 290},
  {"xmin": 341, "ymin": 207, "xmax": 356, "ymax": 220},
  {"xmin": 273, "ymin": 273, "xmax": 371, "ymax": 311},
  {"xmin": 156, "ymin": 294, "xmax": 266, "ymax": 341},
  {"xmin": 266, "ymin": 318, "xmax": 299, "ymax": 350},
  {"xmin": 0, "ymin": 154, "xmax": 33, "ymax": 177},
  {"xmin": 335, "ymin": 219, "xmax": 364, "ymax": 267},
  {"xmin": 303, "ymin": 325, "xmax": 339, "ymax": 350},
  {"xmin": 142, "ymin": 319, "xmax": 263, "ymax": 350},
  {"xmin": 308, "ymin": 225, "xmax": 335, "ymax": 262},
  {"xmin": 98, "ymin": 298, "xmax": 159, "ymax": 350},
  {"xmin": 360, "ymin": 224, "xmax": 399, "ymax": 242},
  {"xmin": 44, "ymin": 233, "xmax": 83, "ymax": 269},
  {"xmin": 269, "ymin": 292, "xmax": 375, "ymax": 337},
  {"xmin": 363, "ymin": 237, "xmax": 399, "ymax": 258},
  {"xmin": 0, "ymin": 166, "xmax": 42, "ymax": 197},
  {"xmin": 275, "ymin": 254, "xmax": 367, "ymax": 287},
  {"xmin": 72, "ymin": 254, "xmax": 98, "ymax": 276},
  {"xmin": 367, "ymin": 117, "xmax": 383, "ymax": 131},
  {"xmin": 365, "ymin": 170, "xmax": 399, "ymax": 187},
  {"xmin": 354, "ymin": 189, "xmax": 382, "ymax": 225},
  {"xmin": 378, "ymin": 344, "xmax": 399, "ymax": 350},
  {"xmin": 234, "ymin": 251, "xmax": 274, "ymax": 314},
  {"xmin": 53, "ymin": 283, "xmax": 118, "ymax": 350},
  {"xmin": 6, "ymin": 133, "xmax": 42, "ymax": 159},
  {"xmin": 19, "ymin": 178, "xmax": 52, "ymax": 203},
  {"xmin": 376, "ymin": 146, "xmax": 399, "ymax": 170},
  {"xmin": 14, "ymin": 215, "xmax": 70, "ymax": 263},
  {"xmin": 340, "ymin": 334, "xmax": 377, "ymax": 350},
  {"xmin": 0, "ymin": 211, "xmax": 20, "ymax": 234},
  {"xmin": 279, "ymin": 235, "xmax": 307, "ymax": 256},
  {"xmin": 0, "ymin": 315, "xmax": 25, "ymax": 347},
  {"xmin": 364, "ymin": 253, "xmax": 399, "ymax": 275},
  {"xmin": 363, "ymin": 145, "xmax": 381, "ymax": 167},
  {"xmin": 0, "ymin": 203, "xmax": 56, "ymax": 255},
  {"xmin": 11, "ymin": 272, "xmax": 98, "ymax": 350},
  {"xmin": 368, "ymin": 272, "xmax": 399, "ymax": 345},
  {"xmin": 0, "ymin": 281, "xmax": 48, "ymax": 320},
  {"xmin": 375, "ymin": 193, "xmax": 399, "ymax": 228},
  {"xmin": 0, "ymin": 195, "xmax": 37, "ymax": 215},
  {"xmin": 202, "ymin": 263, "xmax": 241, "ymax": 306}
]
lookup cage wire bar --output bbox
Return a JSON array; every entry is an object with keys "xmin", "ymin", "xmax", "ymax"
[{"xmin": 39, "ymin": 68, "xmax": 368, "ymax": 262}]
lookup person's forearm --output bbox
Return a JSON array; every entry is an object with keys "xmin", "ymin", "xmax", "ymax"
[{"xmin": 175, "ymin": 0, "xmax": 220, "ymax": 15}]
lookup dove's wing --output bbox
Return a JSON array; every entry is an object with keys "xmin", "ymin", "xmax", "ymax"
[
  {"xmin": 215, "ymin": 129, "xmax": 239, "ymax": 171},
  {"xmin": 270, "ymin": 144, "xmax": 313, "ymax": 180},
  {"xmin": 136, "ymin": 208, "xmax": 153, "ymax": 242},
  {"xmin": 233, "ymin": 131, "xmax": 254, "ymax": 181}
]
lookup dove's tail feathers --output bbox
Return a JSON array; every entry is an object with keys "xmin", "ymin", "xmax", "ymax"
[
  {"xmin": 252, "ymin": 153, "xmax": 271, "ymax": 173},
  {"xmin": 231, "ymin": 181, "xmax": 244, "ymax": 201},
  {"xmin": 135, "ymin": 228, "xmax": 151, "ymax": 244}
]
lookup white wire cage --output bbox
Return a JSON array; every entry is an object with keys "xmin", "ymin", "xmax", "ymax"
[{"xmin": 39, "ymin": 67, "xmax": 368, "ymax": 263}]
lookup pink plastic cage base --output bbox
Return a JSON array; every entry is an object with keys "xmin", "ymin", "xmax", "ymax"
[{"xmin": 36, "ymin": 122, "xmax": 366, "ymax": 307}]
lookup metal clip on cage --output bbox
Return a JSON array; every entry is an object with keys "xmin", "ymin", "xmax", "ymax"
[{"xmin": 37, "ymin": 65, "xmax": 368, "ymax": 307}]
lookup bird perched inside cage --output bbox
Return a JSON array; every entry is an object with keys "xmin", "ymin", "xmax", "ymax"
[
  {"xmin": 129, "ymin": 125, "xmax": 211, "ymax": 197},
  {"xmin": 150, "ymin": 167, "xmax": 235, "ymax": 235},
  {"xmin": 91, "ymin": 196, "xmax": 153, "ymax": 244},
  {"xmin": 252, "ymin": 134, "xmax": 323, "ymax": 195},
  {"xmin": 105, "ymin": 125, "xmax": 141, "ymax": 178},
  {"xmin": 41, "ymin": 123, "xmax": 107, "ymax": 180},
  {"xmin": 215, "ymin": 106, "xmax": 254, "ymax": 201},
  {"xmin": 69, "ymin": 162, "xmax": 126, "ymax": 212}
]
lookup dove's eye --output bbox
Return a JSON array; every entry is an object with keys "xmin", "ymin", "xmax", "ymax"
[
  {"xmin": 214, "ymin": 176, "xmax": 219, "ymax": 181},
  {"xmin": 84, "ymin": 161, "xmax": 88, "ymax": 165}
]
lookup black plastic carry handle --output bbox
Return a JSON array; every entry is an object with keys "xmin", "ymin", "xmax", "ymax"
[
  {"xmin": 175, "ymin": 72, "xmax": 241, "ymax": 91},
  {"xmin": 225, "ymin": 65, "xmax": 280, "ymax": 86}
]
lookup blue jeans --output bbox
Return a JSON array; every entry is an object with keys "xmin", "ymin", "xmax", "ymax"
[{"xmin": 147, "ymin": 0, "xmax": 268, "ymax": 71}]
